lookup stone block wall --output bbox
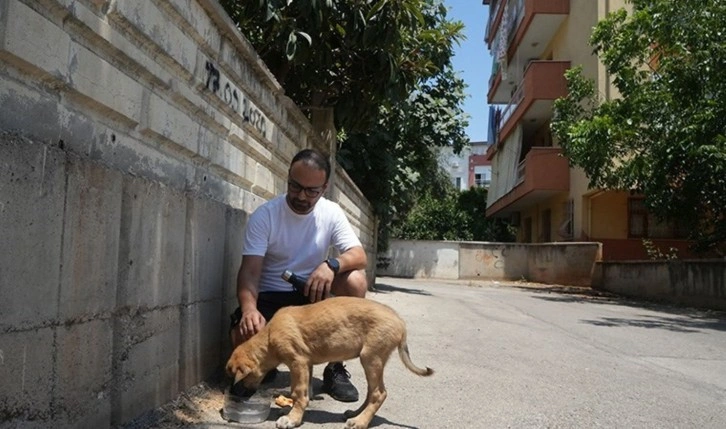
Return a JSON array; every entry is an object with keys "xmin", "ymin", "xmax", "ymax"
[{"xmin": 0, "ymin": 0, "xmax": 376, "ymax": 426}]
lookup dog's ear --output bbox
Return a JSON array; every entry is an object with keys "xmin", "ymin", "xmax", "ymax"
[
  {"xmin": 233, "ymin": 366, "xmax": 251, "ymax": 384},
  {"xmin": 226, "ymin": 356, "xmax": 252, "ymax": 382}
]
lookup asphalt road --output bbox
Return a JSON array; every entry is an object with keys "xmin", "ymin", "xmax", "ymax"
[{"xmin": 194, "ymin": 277, "xmax": 726, "ymax": 429}]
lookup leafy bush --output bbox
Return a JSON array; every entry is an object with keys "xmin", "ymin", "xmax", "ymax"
[{"xmin": 393, "ymin": 187, "xmax": 515, "ymax": 242}]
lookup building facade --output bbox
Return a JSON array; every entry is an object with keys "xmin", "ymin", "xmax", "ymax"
[
  {"xmin": 468, "ymin": 141, "xmax": 493, "ymax": 188},
  {"xmin": 482, "ymin": 0, "xmax": 692, "ymax": 260},
  {"xmin": 441, "ymin": 141, "xmax": 492, "ymax": 191}
]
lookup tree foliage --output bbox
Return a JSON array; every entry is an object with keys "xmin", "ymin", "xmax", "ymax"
[
  {"xmin": 221, "ymin": 0, "xmax": 470, "ymax": 250},
  {"xmin": 393, "ymin": 187, "xmax": 515, "ymax": 242},
  {"xmin": 338, "ymin": 66, "xmax": 469, "ymax": 249},
  {"xmin": 551, "ymin": 0, "xmax": 726, "ymax": 255},
  {"xmin": 221, "ymin": 0, "xmax": 463, "ymax": 132},
  {"xmin": 394, "ymin": 193, "xmax": 471, "ymax": 241},
  {"xmin": 457, "ymin": 186, "xmax": 514, "ymax": 242}
]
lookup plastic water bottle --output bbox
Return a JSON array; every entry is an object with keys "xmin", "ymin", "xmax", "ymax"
[{"xmin": 281, "ymin": 270, "xmax": 307, "ymax": 296}]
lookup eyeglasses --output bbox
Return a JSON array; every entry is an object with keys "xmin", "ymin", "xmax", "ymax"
[{"xmin": 287, "ymin": 179, "xmax": 325, "ymax": 198}]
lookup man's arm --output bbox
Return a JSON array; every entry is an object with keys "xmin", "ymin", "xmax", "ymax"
[
  {"xmin": 328, "ymin": 203, "xmax": 366, "ymax": 273},
  {"xmin": 335, "ymin": 245, "xmax": 367, "ymax": 273},
  {"xmin": 306, "ymin": 245, "xmax": 367, "ymax": 302},
  {"xmin": 236, "ymin": 255, "xmax": 265, "ymax": 340}
]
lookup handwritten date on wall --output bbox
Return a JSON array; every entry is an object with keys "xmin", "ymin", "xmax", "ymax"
[{"xmin": 204, "ymin": 61, "xmax": 267, "ymax": 137}]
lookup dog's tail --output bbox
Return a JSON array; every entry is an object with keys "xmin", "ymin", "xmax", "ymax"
[{"xmin": 398, "ymin": 332, "xmax": 434, "ymax": 376}]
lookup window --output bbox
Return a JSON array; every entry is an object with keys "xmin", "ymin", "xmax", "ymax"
[
  {"xmin": 455, "ymin": 177, "xmax": 461, "ymax": 190},
  {"xmin": 474, "ymin": 173, "xmax": 490, "ymax": 187},
  {"xmin": 628, "ymin": 198, "xmax": 686, "ymax": 239},
  {"xmin": 558, "ymin": 199, "xmax": 574, "ymax": 240},
  {"xmin": 523, "ymin": 217, "xmax": 532, "ymax": 242},
  {"xmin": 541, "ymin": 209, "xmax": 552, "ymax": 242}
]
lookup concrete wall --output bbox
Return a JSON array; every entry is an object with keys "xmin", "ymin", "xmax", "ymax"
[
  {"xmin": 380, "ymin": 241, "xmax": 726, "ymax": 311},
  {"xmin": 379, "ymin": 240, "xmax": 602, "ymax": 286},
  {"xmin": 0, "ymin": 0, "xmax": 376, "ymax": 427},
  {"xmin": 382, "ymin": 241, "xmax": 461, "ymax": 279},
  {"xmin": 593, "ymin": 260, "xmax": 726, "ymax": 311}
]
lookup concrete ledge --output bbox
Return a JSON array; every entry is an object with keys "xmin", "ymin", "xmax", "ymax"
[
  {"xmin": 593, "ymin": 260, "xmax": 726, "ymax": 310},
  {"xmin": 379, "ymin": 240, "xmax": 602, "ymax": 286}
]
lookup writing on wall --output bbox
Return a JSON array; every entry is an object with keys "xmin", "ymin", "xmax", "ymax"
[
  {"xmin": 475, "ymin": 247, "xmax": 506, "ymax": 269},
  {"xmin": 203, "ymin": 60, "xmax": 268, "ymax": 138}
]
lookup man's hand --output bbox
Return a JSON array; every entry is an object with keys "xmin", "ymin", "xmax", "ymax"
[
  {"xmin": 305, "ymin": 262, "xmax": 335, "ymax": 302},
  {"xmin": 240, "ymin": 308, "xmax": 266, "ymax": 340}
]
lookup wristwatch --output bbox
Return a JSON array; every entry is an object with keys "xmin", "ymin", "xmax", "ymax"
[{"xmin": 325, "ymin": 258, "xmax": 340, "ymax": 275}]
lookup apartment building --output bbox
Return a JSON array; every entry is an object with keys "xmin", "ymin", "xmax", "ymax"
[
  {"xmin": 482, "ymin": 0, "xmax": 691, "ymax": 260},
  {"xmin": 469, "ymin": 141, "xmax": 493, "ymax": 188},
  {"xmin": 440, "ymin": 141, "xmax": 492, "ymax": 191}
]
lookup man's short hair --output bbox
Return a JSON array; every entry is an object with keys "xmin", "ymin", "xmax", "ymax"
[{"xmin": 290, "ymin": 149, "xmax": 331, "ymax": 181}]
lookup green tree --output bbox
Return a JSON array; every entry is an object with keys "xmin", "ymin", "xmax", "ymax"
[
  {"xmin": 393, "ymin": 187, "xmax": 516, "ymax": 242},
  {"xmin": 221, "ymin": 0, "xmax": 469, "ymax": 250},
  {"xmin": 457, "ymin": 187, "xmax": 515, "ymax": 242},
  {"xmin": 551, "ymin": 0, "xmax": 726, "ymax": 255},
  {"xmin": 339, "ymin": 67, "xmax": 469, "ymax": 249},
  {"xmin": 220, "ymin": 0, "xmax": 463, "ymax": 133},
  {"xmin": 393, "ymin": 193, "xmax": 472, "ymax": 241}
]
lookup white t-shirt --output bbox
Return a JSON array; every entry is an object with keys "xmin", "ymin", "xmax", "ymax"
[{"xmin": 243, "ymin": 194, "xmax": 362, "ymax": 292}]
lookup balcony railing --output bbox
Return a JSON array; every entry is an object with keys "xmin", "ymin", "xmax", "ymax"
[
  {"xmin": 496, "ymin": 60, "xmax": 570, "ymax": 143},
  {"xmin": 488, "ymin": 0, "xmax": 526, "ymax": 50},
  {"xmin": 500, "ymin": 82, "xmax": 525, "ymax": 130},
  {"xmin": 486, "ymin": 0, "xmax": 505, "ymax": 44},
  {"xmin": 487, "ymin": 0, "xmax": 570, "ymax": 104},
  {"xmin": 516, "ymin": 160, "xmax": 525, "ymax": 184},
  {"xmin": 486, "ymin": 147, "xmax": 570, "ymax": 217},
  {"xmin": 485, "ymin": 0, "xmax": 502, "ymax": 41}
]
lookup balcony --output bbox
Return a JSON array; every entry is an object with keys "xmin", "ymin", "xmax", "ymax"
[
  {"xmin": 486, "ymin": 147, "xmax": 570, "ymax": 218},
  {"xmin": 495, "ymin": 60, "xmax": 570, "ymax": 145},
  {"xmin": 487, "ymin": 0, "xmax": 570, "ymax": 104},
  {"xmin": 485, "ymin": 0, "xmax": 508, "ymax": 48}
]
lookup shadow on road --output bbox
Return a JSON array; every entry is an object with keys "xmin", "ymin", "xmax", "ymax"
[
  {"xmin": 579, "ymin": 314, "xmax": 726, "ymax": 333},
  {"xmin": 519, "ymin": 284, "xmax": 726, "ymax": 333},
  {"xmin": 512, "ymin": 284, "xmax": 618, "ymax": 301},
  {"xmin": 372, "ymin": 282, "xmax": 432, "ymax": 296},
  {"xmin": 292, "ymin": 408, "xmax": 417, "ymax": 428}
]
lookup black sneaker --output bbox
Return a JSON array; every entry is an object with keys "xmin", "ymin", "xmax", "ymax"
[{"xmin": 322, "ymin": 362, "xmax": 358, "ymax": 402}]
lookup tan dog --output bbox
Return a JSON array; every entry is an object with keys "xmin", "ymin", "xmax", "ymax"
[{"xmin": 226, "ymin": 296, "xmax": 433, "ymax": 429}]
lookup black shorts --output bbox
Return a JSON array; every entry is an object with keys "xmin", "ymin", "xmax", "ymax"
[{"xmin": 229, "ymin": 291, "xmax": 309, "ymax": 329}]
